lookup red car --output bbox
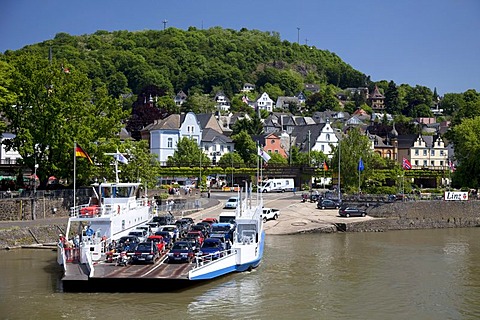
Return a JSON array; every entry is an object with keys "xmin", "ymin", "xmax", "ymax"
[
  {"xmin": 202, "ymin": 217, "xmax": 219, "ymax": 225},
  {"xmin": 186, "ymin": 230, "xmax": 205, "ymax": 245},
  {"xmin": 146, "ymin": 235, "xmax": 165, "ymax": 253}
]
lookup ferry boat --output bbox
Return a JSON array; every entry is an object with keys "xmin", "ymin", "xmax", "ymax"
[
  {"xmin": 57, "ymin": 180, "xmax": 153, "ymax": 267},
  {"xmin": 58, "ymin": 181, "xmax": 265, "ymax": 292}
]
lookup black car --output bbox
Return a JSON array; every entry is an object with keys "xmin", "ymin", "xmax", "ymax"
[
  {"xmin": 317, "ymin": 199, "xmax": 340, "ymax": 209},
  {"xmin": 339, "ymin": 207, "xmax": 367, "ymax": 217},
  {"xmin": 152, "ymin": 213, "xmax": 175, "ymax": 225},
  {"xmin": 117, "ymin": 235, "xmax": 141, "ymax": 252},
  {"xmin": 131, "ymin": 242, "xmax": 160, "ymax": 264},
  {"xmin": 167, "ymin": 241, "xmax": 195, "ymax": 263},
  {"xmin": 191, "ymin": 224, "xmax": 209, "ymax": 238}
]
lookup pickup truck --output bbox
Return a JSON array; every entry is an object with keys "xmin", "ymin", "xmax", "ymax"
[{"xmin": 261, "ymin": 208, "xmax": 280, "ymax": 222}]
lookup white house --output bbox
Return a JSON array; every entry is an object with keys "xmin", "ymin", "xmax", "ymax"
[
  {"xmin": 143, "ymin": 112, "xmax": 202, "ymax": 165},
  {"xmin": 311, "ymin": 119, "xmax": 338, "ymax": 158},
  {"xmin": 255, "ymin": 92, "xmax": 274, "ymax": 112},
  {"xmin": 1, "ymin": 133, "xmax": 22, "ymax": 164}
]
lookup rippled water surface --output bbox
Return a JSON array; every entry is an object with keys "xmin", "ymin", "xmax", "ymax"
[{"xmin": 2, "ymin": 228, "xmax": 480, "ymax": 319}]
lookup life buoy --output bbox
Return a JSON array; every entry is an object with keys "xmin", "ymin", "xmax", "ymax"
[{"xmin": 117, "ymin": 205, "xmax": 121, "ymax": 214}]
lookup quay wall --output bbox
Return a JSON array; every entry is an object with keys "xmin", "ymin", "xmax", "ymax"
[{"xmin": 341, "ymin": 201, "xmax": 480, "ymax": 232}]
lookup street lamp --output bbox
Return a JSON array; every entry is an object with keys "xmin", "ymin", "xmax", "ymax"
[
  {"xmin": 231, "ymin": 152, "xmax": 234, "ymax": 187},
  {"xmin": 32, "ymin": 158, "xmax": 39, "ymax": 220}
]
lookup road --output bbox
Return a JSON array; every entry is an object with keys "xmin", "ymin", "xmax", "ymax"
[{"xmin": 189, "ymin": 191, "xmax": 377, "ymax": 235}]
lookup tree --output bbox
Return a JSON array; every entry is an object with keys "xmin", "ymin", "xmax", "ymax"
[
  {"xmin": 267, "ymin": 152, "xmax": 287, "ymax": 164},
  {"xmin": 330, "ymin": 128, "xmax": 374, "ymax": 193},
  {"xmin": 0, "ymin": 54, "xmax": 127, "ymax": 187},
  {"xmin": 166, "ymin": 137, "xmax": 210, "ymax": 167},
  {"xmin": 181, "ymin": 93, "xmax": 216, "ymax": 114},
  {"xmin": 231, "ymin": 113, "xmax": 263, "ymax": 136},
  {"xmin": 384, "ymin": 80, "xmax": 401, "ymax": 114},
  {"xmin": 231, "ymin": 131, "xmax": 257, "ymax": 166},
  {"xmin": 450, "ymin": 116, "xmax": 480, "ymax": 188},
  {"xmin": 218, "ymin": 152, "xmax": 245, "ymax": 168}
]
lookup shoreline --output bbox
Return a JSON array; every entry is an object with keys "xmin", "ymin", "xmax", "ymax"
[{"xmin": 2, "ymin": 196, "xmax": 480, "ymax": 249}]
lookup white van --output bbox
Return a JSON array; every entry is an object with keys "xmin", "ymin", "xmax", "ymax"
[
  {"xmin": 258, "ymin": 178, "xmax": 295, "ymax": 193},
  {"xmin": 218, "ymin": 211, "xmax": 236, "ymax": 224}
]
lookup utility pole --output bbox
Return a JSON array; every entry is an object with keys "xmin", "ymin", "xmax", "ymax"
[{"xmin": 162, "ymin": 19, "xmax": 168, "ymax": 30}]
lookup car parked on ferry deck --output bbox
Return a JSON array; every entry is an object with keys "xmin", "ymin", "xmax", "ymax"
[
  {"xmin": 146, "ymin": 235, "xmax": 165, "ymax": 253},
  {"xmin": 186, "ymin": 230, "xmax": 205, "ymax": 246},
  {"xmin": 190, "ymin": 224, "xmax": 209, "ymax": 238},
  {"xmin": 131, "ymin": 242, "xmax": 160, "ymax": 264},
  {"xmin": 199, "ymin": 238, "xmax": 224, "ymax": 260},
  {"xmin": 159, "ymin": 225, "xmax": 179, "ymax": 242},
  {"xmin": 117, "ymin": 235, "xmax": 141, "ymax": 252},
  {"xmin": 128, "ymin": 230, "xmax": 147, "ymax": 242},
  {"xmin": 339, "ymin": 207, "xmax": 367, "ymax": 217},
  {"xmin": 167, "ymin": 241, "xmax": 195, "ymax": 263},
  {"xmin": 154, "ymin": 231, "xmax": 172, "ymax": 248}
]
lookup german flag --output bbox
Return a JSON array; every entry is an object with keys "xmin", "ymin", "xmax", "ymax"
[{"xmin": 76, "ymin": 145, "xmax": 93, "ymax": 164}]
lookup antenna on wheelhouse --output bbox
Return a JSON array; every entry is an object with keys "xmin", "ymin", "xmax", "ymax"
[{"xmin": 105, "ymin": 150, "xmax": 129, "ymax": 183}]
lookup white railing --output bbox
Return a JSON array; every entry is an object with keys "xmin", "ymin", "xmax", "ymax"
[{"xmin": 193, "ymin": 249, "xmax": 236, "ymax": 269}]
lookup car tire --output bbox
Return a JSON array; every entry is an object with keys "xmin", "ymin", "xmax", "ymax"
[
  {"xmin": 335, "ymin": 206, "xmax": 339, "ymax": 209},
  {"xmin": 321, "ymin": 206, "xmax": 325, "ymax": 209},
  {"xmin": 361, "ymin": 213, "xmax": 366, "ymax": 217},
  {"xmin": 346, "ymin": 213, "xmax": 350, "ymax": 217},
  {"xmin": 274, "ymin": 214, "xmax": 278, "ymax": 220},
  {"xmin": 263, "ymin": 217, "xmax": 267, "ymax": 223}
]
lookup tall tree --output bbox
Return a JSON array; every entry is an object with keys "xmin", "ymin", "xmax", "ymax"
[
  {"xmin": 231, "ymin": 130, "xmax": 257, "ymax": 166},
  {"xmin": 166, "ymin": 137, "xmax": 210, "ymax": 167},
  {"xmin": 384, "ymin": 80, "xmax": 400, "ymax": 114},
  {"xmin": 330, "ymin": 128, "xmax": 374, "ymax": 193},
  {"xmin": 450, "ymin": 116, "xmax": 480, "ymax": 188},
  {"xmin": 0, "ymin": 54, "xmax": 127, "ymax": 186}
]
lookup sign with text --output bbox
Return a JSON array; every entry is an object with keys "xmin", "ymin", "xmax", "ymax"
[{"xmin": 444, "ymin": 191, "xmax": 469, "ymax": 201}]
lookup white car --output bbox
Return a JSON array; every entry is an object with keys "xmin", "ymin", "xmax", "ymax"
[
  {"xmin": 224, "ymin": 197, "xmax": 239, "ymax": 209},
  {"xmin": 160, "ymin": 225, "xmax": 179, "ymax": 241}
]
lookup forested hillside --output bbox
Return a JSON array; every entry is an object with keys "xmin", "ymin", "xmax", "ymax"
[{"xmin": 2, "ymin": 27, "xmax": 368, "ymax": 99}]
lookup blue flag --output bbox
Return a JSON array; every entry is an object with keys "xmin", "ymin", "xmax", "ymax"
[{"xmin": 358, "ymin": 157, "xmax": 364, "ymax": 172}]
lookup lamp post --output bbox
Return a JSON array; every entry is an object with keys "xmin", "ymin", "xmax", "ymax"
[
  {"xmin": 32, "ymin": 158, "xmax": 39, "ymax": 220},
  {"xmin": 337, "ymin": 139, "xmax": 341, "ymax": 201},
  {"xmin": 231, "ymin": 152, "xmax": 234, "ymax": 188}
]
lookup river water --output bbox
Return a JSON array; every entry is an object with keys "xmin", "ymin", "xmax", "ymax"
[{"xmin": 2, "ymin": 228, "xmax": 480, "ymax": 320}]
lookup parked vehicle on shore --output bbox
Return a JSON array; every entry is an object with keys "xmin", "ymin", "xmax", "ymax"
[
  {"xmin": 339, "ymin": 207, "xmax": 367, "ymax": 217},
  {"xmin": 317, "ymin": 199, "xmax": 340, "ymax": 210},
  {"xmin": 261, "ymin": 208, "xmax": 280, "ymax": 222},
  {"xmin": 258, "ymin": 178, "xmax": 294, "ymax": 193}
]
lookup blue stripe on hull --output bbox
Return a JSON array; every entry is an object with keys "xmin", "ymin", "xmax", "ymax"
[{"xmin": 190, "ymin": 231, "xmax": 265, "ymax": 280}]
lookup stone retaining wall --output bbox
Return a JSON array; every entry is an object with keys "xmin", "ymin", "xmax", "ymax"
[{"xmin": 0, "ymin": 198, "xmax": 71, "ymax": 221}]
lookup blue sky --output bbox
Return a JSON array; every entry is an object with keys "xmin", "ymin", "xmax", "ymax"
[{"xmin": 1, "ymin": 0, "xmax": 479, "ymax": 95}]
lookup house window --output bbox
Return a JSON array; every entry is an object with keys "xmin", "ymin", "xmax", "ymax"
[
  {"xmin": 271, "ymin": 139, "xmax": 275, "ymax": 144},
  {"xmin": 321, "ymin": 145, "xmax": 324, "ymax": 152},
  {"xmin": 423, "ymin": 160, "xmax": 427, "ymax": 166},
  {"xmin": 326, "ymin": 134, "xmax": 330, "ymax": 141},
  {"xmin": 440, "ymin": 150, "xmax": 444, "ymax": 156},
  {"xmin": 275, "ymin": 150, "xmax": 279, "ymax": 153},
  {"xmin": 431, "ymin": 161, "xmax": 435, "ymax": 166},
  {"xmin": 167, "ymin": 138, "xmax": 173, "ymax": 148},
  {"xmin": 415, "ymin": 160, "xmax": 419, "ymax": 166},
  {"xmin": 440, "ymin": 160, "xmax": 444, "ymax": 166},
  {"xmin": 430, "ymin": 150, "xmax": 435, "ymax": 156},
  {"xmin": 415, "ymin": 150, "xmax": 419, "ymax": 156},
  {"xmin": 423, "ymin": 150, "xmax": 427, "ymax": 156}
]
